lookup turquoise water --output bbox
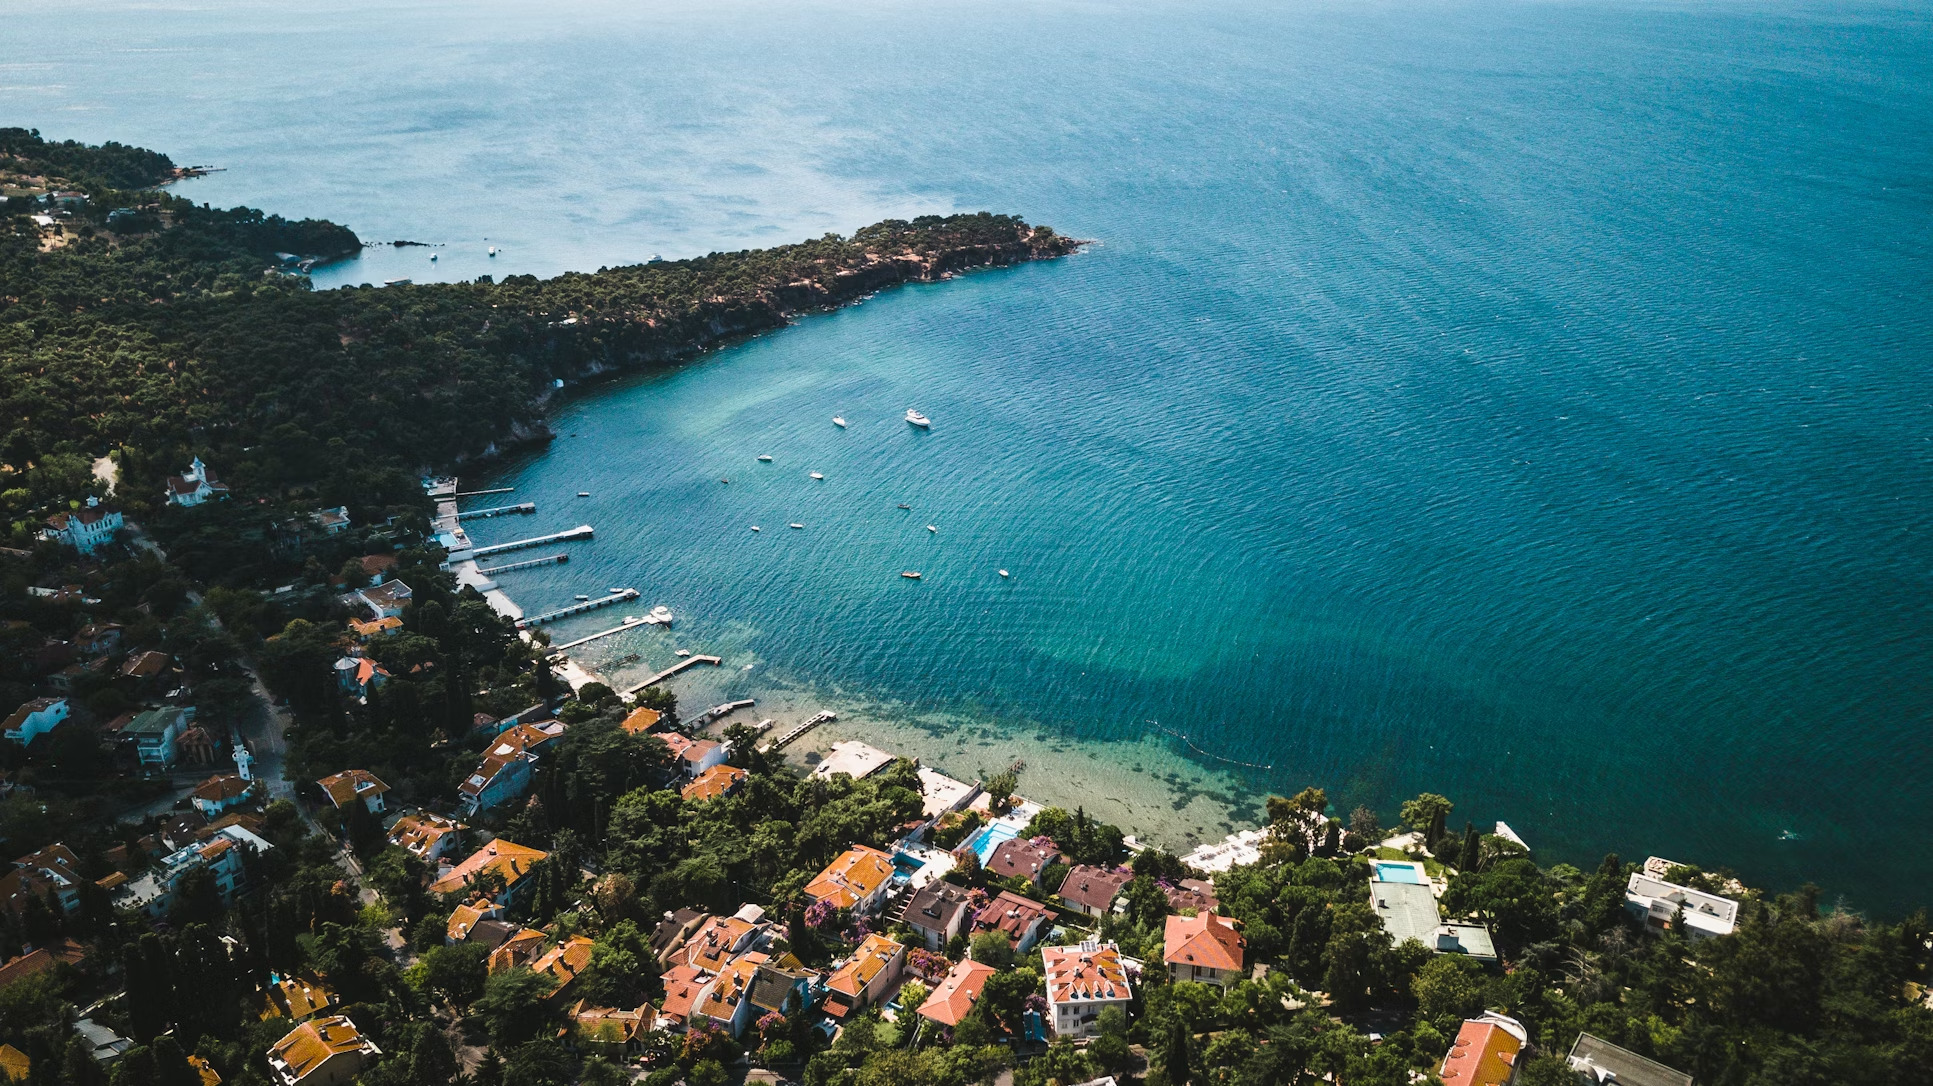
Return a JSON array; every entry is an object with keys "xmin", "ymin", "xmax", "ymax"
[
  {"xmin": 8, "ymin": 0, "xmax": 1931, "ymax": 912},
  {"xmin": 1375, "ymin": 863, "xmax": 1427, "ymax": 886},
  {"xmin": 968, "ymin": 824, "xmax": 1022, "ymax": 867}
]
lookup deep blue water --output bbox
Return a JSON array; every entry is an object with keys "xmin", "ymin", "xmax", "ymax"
[{"xmin": 8, "ymin": 0, "xmax": 1930, "ymax": 912}]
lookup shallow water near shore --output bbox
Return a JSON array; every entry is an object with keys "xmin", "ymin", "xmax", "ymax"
[{"xmin": 8, "ymin": 0, "xmax": 1931, "ymax": 911}]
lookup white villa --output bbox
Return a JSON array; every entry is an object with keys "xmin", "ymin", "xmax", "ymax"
[{"xmin": 164, "ymin": 456, "xmax": 230, "ymax": 507}]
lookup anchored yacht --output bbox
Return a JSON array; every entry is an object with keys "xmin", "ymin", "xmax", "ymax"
[{"xmin": 905, "ymin": 409, "xmax": 931, "ymax": 428}]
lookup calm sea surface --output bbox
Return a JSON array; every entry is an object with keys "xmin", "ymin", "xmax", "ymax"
[{"xmin": 9, "ymin": 0, "xmax": 1930, "ymax": 912}]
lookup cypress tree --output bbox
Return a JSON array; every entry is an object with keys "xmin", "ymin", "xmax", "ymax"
[
  {"xmin": 1162, "ymin": 1017, "xmax": 1193, "ymax": 1086},
  {"xmin": 1462, "ymin": 822, "xmax": 1482, "ymax": 873}
]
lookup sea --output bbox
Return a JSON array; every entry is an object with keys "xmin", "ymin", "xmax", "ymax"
[{"xmin": 8, "ymin": 0, "xmax": 1930, "ymax": 914}]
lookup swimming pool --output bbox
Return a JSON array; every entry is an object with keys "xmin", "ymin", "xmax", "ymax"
[
  {"xmin": 1374, "ymin": 861, "xmax": 1426, "ymax": 884},
  {"xmin": 966, "ymin": 822, "xmax": 1019, "ymax": 865}
]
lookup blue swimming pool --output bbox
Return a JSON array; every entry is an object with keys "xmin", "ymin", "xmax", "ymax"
[
  {"xmin": 1374, "ymin": 862, "xmax": 1425, "ymax": 884},
  {"xmin": 966, "ymin": 822, "xmax": 1019, "ymax": 865}
]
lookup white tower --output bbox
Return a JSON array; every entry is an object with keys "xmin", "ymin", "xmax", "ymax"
[{"xmin": 234, "ymin": 741, "xmax": 254, "ymax": 781}]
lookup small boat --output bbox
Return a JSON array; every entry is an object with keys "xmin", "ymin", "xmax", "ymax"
[
  {"xmin": 789, "ymin": 522, "xmax": 805, "ymax": 529},
  {"xmin": 901, "ymin": 571, "xmax": 922, "ymax": 580},
  {"xmin": 757, "ymin": 454, "xmax": 773, "ymax": 462},
  {"xmin": 833, "ymin": 417, "xmax": 847, "ymax": 428},
  {"xmin": 577, "ymin": 491, "xmax": 590, "ymax": 497},
  {"xmin": 609, "ymin": 588, "xmax": 625, "ymax": 594},
  {"xmin": 999, "ymin": 569, "xmax": 1010, "ymax": 578},
  {"xmin": 488, "ymin": 246, "xmax": 498, "ymax": 256},
  {"xmin": 897, "ymin": 503, "xmax": 911, "ymax": 510},
  {"xmin": 676, "ymin": 649, "xmax": 691, "ymax": 657},
  {"xmin": 575, "ymin": 594, "xmax": 590, "ymax": 601},
  {"xmin": 926, "ymin": 525, "xmax": 938, "ymax": 533},
  {"xmin": 721, "ymin": 477, "xmax": 730, "ymax": 484},
  {"xmin": 742, "ymin": 664, "xmax": 755, "ymax": 671},
  {"xmin": 429, "ymin": 252, "xmax": 437, "ymax": 261},
  {"xmin": 809, "ymin": 472, "xmax": 824, "ymax": 480},
  {"xmin": 906, "ymin": 409, "xmax": 931, "ymax": 428},
  {"xmin": 751, "ymin": 525, "xmax": 761, "ymax": 532}
]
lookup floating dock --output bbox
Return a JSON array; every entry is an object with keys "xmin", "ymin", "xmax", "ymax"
[
  {"xmin": 689, "ymin": 699, "xmax": 756, "ymax": 728},
  {"xmin": 518, "ymin": 587, "xmax": 638, "ymax": 627},
  {"xmin": 455, "ymin": 486, "xmax": 515, "ymax": 498},
  {"xmin": 624, "ymin": 655, "xmax": 722, "ymax": 694},
  {"xmin": 477, "ymin": 553, "xmax": 569, "ymax": 575},
  {"xmin": 475, "ymin": 525, "xmax": 593, "ymax": 558},
  {"xmin": 762, "ymin": 711, "xmax": 837, "ymax": 753},
  {"xmin": 457, "ymin": 502, "xmax": 537, "ymax": 521}
]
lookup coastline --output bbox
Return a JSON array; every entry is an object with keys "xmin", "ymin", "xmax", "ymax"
[{"xmin": 436, "ymin": 490, "xmax": 1259, "ymax": 853}]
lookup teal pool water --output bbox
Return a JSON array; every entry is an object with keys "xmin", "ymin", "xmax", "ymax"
[
  {"xmin": 10, "ymin": 0, "xmax": 1930, "ymax": 912},
  {"xmin": 967, "ymin": 824, "xmax": 1021, "ymax": 867},
  {"xmin": 1374, "ymin": 863, "xmax": 1427, "ymax": 886}
]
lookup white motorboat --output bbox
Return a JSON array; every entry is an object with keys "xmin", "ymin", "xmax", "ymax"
[
  {"xmin": 757, "ymin": 454, "xmax": 773, "ymax": 462},
  {"xmin": 926, "ymin": 525, "xmax": 937, "ymax": 533},
  {"xmin": 488, "ymin": 246, "xmax": 498, "ymax": 256},
  {"xmin": 999, "ymin": 569, "xmax": 1010, "ymax": 578},
  {"xmin": 751, "ymin": 525, "xmax": 761, "ymax": 532},
  {"xmin": 575, "ymin": 594, "xmax": 590, "ymax": 601},
  {"xmin": 809, "ymin": 472, "xmax": 824, "ymax": 480},
  {"xmin": 901, "ymin": 571, "xmax": 922, "ymax": 580},
  {"xmin": 833, "ymin": 417, "xmax": 847, "ymax": 428},
  {"xmin": 429, "ymin": 252, "xmax": 437, "ymax": 261},
  {"xmin": 789, "ymin": 522, "xmax": 805, "ymax": 529},
  {"xmin": 905, "ymin": 409, "xmax": 931, "ymax": 428}
]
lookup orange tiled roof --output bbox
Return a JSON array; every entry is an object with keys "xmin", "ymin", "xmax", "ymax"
[
  {"xmin": 658, "ymin": 963, "xmax": 708, "ymax": 1024},
  {"xmin": 268, "ymin": 1015, "xmax": 371, "ymax": 1083},
  {"xmin": 447, "ymin": 900, "xmax": 498, "ymax": 942},
  {"xmin": 1163, "ymin": 910, "xmax": 1246, "ymax": 972},
  {"xmin": 682, "ymin": 915, "xmax": 756, "ymax": 973},
  {"xmin": 917, "ymin": 957, "xmax": 996, "ymax": 1027},
  {"xmin": 487, "ymin": 929, "xmax": 547, "ymax": 975},
  {"xmin": 682, "ymin": 764, "xmax": 748, "ymax": 802},
  {"xmin": 530, "ymin": 935, "xmax": 596, "ymax": 995},
  {"xmin": 803, "ymin": 845, "xmax": 894, "ymax": 911},
  {"xmin": 573, "ymin": 1000, "xmax": 650, "ymax": 1045},
  {"xmin": 973, "ymin": 890, "xmax": 1051, "ymax": 945},
  {"xmin": 267, "ymin": 975, "xmax": 337, "ymax": 1021},
  {"xmin": 316, "ymin": 769, "xmax": 388, "ymax": 809},
  {"xmin": 1043, "ymin": 941, "xmax": 1131, "ymax": 1004},
  {"xmin": 1438, "ymin": 1018, "xmax": 1523, "ymax": 1086},
  {"xmin": 389, "ymin": 812, "xmax": 464, "ymax": 857},
  {"xmin": 695, "ymin": 952, "xmax": 763, "ymax": 1024},
  {"xmin": 826, "ymin": 933, "xmax": 903, "ymax": 1000},
  {"xmin": 192, "ymin": 774, "xmax": 252, "ymax": 803},
  {"xmin": 429, "ymin": 839, "xmax": 548, "ymax": 896},
  {"xmin": 0, "ymin": 1044, "xmax": 27, "ymax": 1083},
  {"xmin": 619, "ymin": 706, "xmax": 662, "ymax": 734}
]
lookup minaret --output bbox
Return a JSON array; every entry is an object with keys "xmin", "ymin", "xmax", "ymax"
[{"xmin": 234, "ymin": 741, "xmax": 254, "ymax": 781}]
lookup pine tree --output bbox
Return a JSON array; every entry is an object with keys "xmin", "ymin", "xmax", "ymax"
[{"xmin": 1161, "ymin": 1017, "xmax": 1193, "ymax": 1086}]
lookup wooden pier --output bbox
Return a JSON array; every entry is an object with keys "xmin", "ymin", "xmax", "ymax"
[
  {"xmin": 477, "ymin": 553, "xmax": 569, "ymax": 576},
  {"xmin": 455, "ymin": 486, "xmax": 515, "ymax": 498},
  {"xmin": 552, "ymin": 616, "xmax": 650, "ymax": 651},
  {"xmin": 624, "ymin": 655, "xmax": 722, "ymax": 694},
  {"xmin": 458, "ymin": 502, "xmax": 537, "ymax": 521},
  {"xmin": 518, "ymin": 588, "xmax": 638, "ymax": 628},
  {"xmin": 475, "ymin": 525, "xmax": 593, "ymax": 558},
  {"xmin": 762, "ymin": 711, "xmax": 837, "ymax": 753},
  {"xmin": 689, "ymin": 699, "xmax": 756, "ymax": 728}
]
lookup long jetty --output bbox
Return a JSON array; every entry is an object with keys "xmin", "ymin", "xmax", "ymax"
[
  {"xmin": 762, "ymin": 710, "xmax": 837, "ymax": 753},
  {"xmin": 475, "ymin": 525, "xmax": 593, "ymax": 558},
  {"xmin": 518, "ymin": 587, "xmax": 638, "ymax": 627},
  {"xmin": 689, "ymin": 699, "xmax": 756, "ymax": 728},
  {"xmin": 624, "ymin": 655, "xmax": 722, "ymax": 694},
  {"xmin": 477, "ymin": 553, "xmax": 569, "ymax": 576},
  {"xmin": 552, "ymin": 616, "xmax": 650, "ymax": 651},
  {"xmin": 455, "ymin": 486, "xmax": 515, "ymax": 498},
  {"xmin": 458, "ymin": 502, "xmax": 537, "ymax": 521}
]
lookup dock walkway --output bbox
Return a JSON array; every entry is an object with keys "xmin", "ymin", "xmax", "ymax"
[
  {"xmin": 519, "ymin": 588, "xmax": 638, "ymax": 628},
  {"xmin": 624, "ymin": 655, "xmax": 721, "ymax": 694}
]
